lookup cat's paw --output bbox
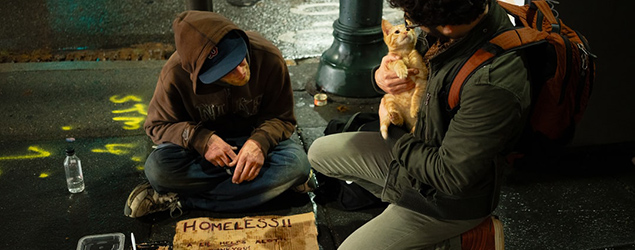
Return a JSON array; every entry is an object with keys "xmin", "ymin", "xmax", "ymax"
[
  {"xmin": 395, "ymin": 67, "xmax": 408, "ymax": 79},
  {"xmin": 389, "ymin": 60, "xmax": 408, "ymax": 79},
  {"xmin": 389, "ymin": 111, "xmax": 403, "ymax": 126}
]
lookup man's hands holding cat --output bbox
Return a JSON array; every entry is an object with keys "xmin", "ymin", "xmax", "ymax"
[
  {"xmin": 205, "ymin": 134, "xmax": 264, "ymax": 184},
  {"xmin": 375, "ymin": 53, "xmax": 419, "ymax": 94}
]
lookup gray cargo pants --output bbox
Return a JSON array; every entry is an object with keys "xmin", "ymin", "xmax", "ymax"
[{"xmin": 307, "ymin": 131, "xmax": 485, "ymax": 250}]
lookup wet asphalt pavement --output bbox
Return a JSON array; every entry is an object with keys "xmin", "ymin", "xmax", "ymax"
[{"xmin": 1, "ymin": 0, "xmax": 634, "ymax": 249}]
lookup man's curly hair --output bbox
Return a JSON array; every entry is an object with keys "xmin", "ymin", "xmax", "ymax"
[{"xmin": 390, "ymin": 0, "xmax": 488, "ymax": 28}]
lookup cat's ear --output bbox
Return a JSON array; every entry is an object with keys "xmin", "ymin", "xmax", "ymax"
[
  {"xmin": 381, "ymin": 19, "xmax": 392, "ymax": 36},
  {"xmin": 404, "ymin": 19, "xmax": 415, "ymax": 28}
]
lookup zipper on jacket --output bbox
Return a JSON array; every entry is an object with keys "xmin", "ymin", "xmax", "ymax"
[{"xmin": 423, "ymin": 92, "xmax": 431, "ymax": 141}]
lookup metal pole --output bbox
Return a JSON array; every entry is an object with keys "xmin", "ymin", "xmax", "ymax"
[
  {"xmin": 185, "ymin": 0, "xmax": 214, "ymax": 11},
  {"xmin": 315, "ymin": 0, "xmax": 386, "ymax": 98}
]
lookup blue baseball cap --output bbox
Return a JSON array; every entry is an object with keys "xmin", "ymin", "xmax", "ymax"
[{"xmin": 198, "ymin": 31, "xmax": 248, "ymax": 84}]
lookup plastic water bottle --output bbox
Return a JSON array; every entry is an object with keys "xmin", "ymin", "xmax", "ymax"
[{"xmin": 64, "ymin": 148, "xmax": 85, "ymax": 193}]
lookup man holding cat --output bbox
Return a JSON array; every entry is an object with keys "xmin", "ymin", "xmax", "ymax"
[
  {"xmin": 124, "ymin": 11, "xmax": 315, "ymax": 218},
  {"xmin": 308, "ymin": 0, "xmax": 531, "ymax": 249}
]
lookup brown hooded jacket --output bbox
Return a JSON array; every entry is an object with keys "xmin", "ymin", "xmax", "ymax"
[{"xmin": 144, "ymin": 11, "xmax": 296, "ymax": 157}]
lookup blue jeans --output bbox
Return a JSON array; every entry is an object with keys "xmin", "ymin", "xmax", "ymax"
[{"xmin": 144, "ymin": 137, "xmax": 311, "ymax": 212}]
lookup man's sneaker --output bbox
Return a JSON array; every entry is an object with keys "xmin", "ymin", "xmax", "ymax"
[
  {"xmin": 461, "ymin": 216, "xmax": 505, "ymax": 250},
  {"xmin": 292, "ymin": 169, "xmax": 318, "ymax": 193},
  {"xmin": 124, "ymin": 182, "xmax": 183, "ymax": 218}
]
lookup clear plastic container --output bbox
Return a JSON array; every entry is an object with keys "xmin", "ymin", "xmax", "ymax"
[{"xmin": 76, "ymin": 232, "xmax": 125, "ymax": 250}]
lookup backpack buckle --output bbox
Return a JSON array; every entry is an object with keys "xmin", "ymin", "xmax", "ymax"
[{"xmin": 577, "ymin": 43, "xmax": 589, "ymax": 71}]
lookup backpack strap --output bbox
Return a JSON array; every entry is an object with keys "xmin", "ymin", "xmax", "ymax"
[
  {"xmin": 498, "ymin": 0, "xmax": 561, "ymax": 33},
  {"xmin": 530, "ymin": 1, "xmax": 560, "ymax": 32},
  {"xmin": 448, "ymin": 28, "xmax": 548, "ymax": 110},
  {"xmin": 342, "ymin": 111, "xmax": 362, "ymax": 132},
  {"xmin": 497, "ymin": 1, "xmax": 533, "ymax": 27}
]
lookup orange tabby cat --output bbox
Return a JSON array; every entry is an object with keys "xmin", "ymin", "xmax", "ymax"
[{"xmin": 379, "ymin": 19, "xmax": 428, "ymax": 139}]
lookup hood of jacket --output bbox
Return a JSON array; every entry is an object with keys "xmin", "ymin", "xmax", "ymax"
[{"xmin": 172, "ymin": 11, "xmax": 250, "ymax": 93}]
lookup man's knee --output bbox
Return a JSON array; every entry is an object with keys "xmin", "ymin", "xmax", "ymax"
[
  {"xmin": 270, "ymin": 140, "xmax": 310, "ymax": 177},
  {"xmin": 144, "ymin": 144, "xmax": 196, "ymax": 187},
  {"xmin": 307, "ymin": 136, "xmax": 330, "ymax": 172},
  {"xmin": 144, "ymin": 153, "xmax": 172, "ymax": 187}
]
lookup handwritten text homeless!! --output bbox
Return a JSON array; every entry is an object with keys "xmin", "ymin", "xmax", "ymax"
[{"xmin": 181, "ymin": 218, "xmax": 293, "ymax": 233}]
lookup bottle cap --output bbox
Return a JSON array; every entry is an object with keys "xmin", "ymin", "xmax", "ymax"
[{"xmin": 66, "ymin": 148, "xmax": 75, "ymax": 156}]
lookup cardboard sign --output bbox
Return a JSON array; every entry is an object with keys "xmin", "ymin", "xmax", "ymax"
[{"xmin": 173, "ymin": 212, "xmax": 318, "ymax": 250}]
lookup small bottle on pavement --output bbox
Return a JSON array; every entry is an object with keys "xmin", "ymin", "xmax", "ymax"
[{"xmin": 64, "ymin": 148, "xmax": 85, "ymax": 193}]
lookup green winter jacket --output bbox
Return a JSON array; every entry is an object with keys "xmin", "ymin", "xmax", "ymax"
[{"xmin": 382, "ymin": 0, "xmax": 532, "ymax": 220}]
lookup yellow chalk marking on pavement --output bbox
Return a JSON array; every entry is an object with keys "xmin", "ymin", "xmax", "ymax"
[
  {"xmin": 91, "ymin": 143, "xmax": 135, "ymax": 155},
  {"xmin": 132, "ymin": 156, "xmax": 145, "ymax": 170},
  {"xmin": 0, "ymin": 146, "xmax": 52, "ymax": 161},
  {"xmin": 112, "ymin": 103, "xmax": 147, "ymax": 115},
  {"xmin": 39, "ymin": 172, "xmax": 50, "ymax": 178},
  {"xmin": 109, "ymin": 95, "xmax": 142, "ymax": 103},
  {"xmin": 110, "ymin": 95, "xmax": 147, "ymax": 130},
  {"xmin": 112, "ymin": 116, "xmax": 145, "ymax": 130},
  {"xmin": 62, "ymin": 126, "xmax": 72, "ymax": 131}
]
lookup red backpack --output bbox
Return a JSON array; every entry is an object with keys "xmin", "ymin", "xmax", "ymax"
[{"xmin": 448, "ymin": 0, "xmax": 597, "ymax": 156}]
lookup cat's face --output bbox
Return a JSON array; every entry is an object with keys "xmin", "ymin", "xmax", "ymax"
[
  {"xmin": 220, "ymin": 58, "xmax": 251, "ymax": 86},
  {"xmin": 381, "ymin": 19, "xmax": 417, "ymax": 50}
]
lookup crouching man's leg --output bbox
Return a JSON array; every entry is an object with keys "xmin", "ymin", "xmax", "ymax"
[
  {"xmin": 308, "ymin": 131, "xmax": 392, "ymax": 196},
  {"xmin": 308, "ymin": 132, "xmax": 498, "ymax": 249},
  {"xmin": 339, "ymin": 204, "xmax": 486, "ymax": 250}
]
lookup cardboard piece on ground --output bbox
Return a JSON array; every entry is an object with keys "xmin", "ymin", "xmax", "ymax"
[{"xmin": 173, "ymin": 212, "xmax": 318, "ymax": 250}]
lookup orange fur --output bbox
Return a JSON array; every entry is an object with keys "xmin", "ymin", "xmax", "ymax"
[{"xmin": 380, "ymin": 19, "xmax": 429, "ymax": 139}]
